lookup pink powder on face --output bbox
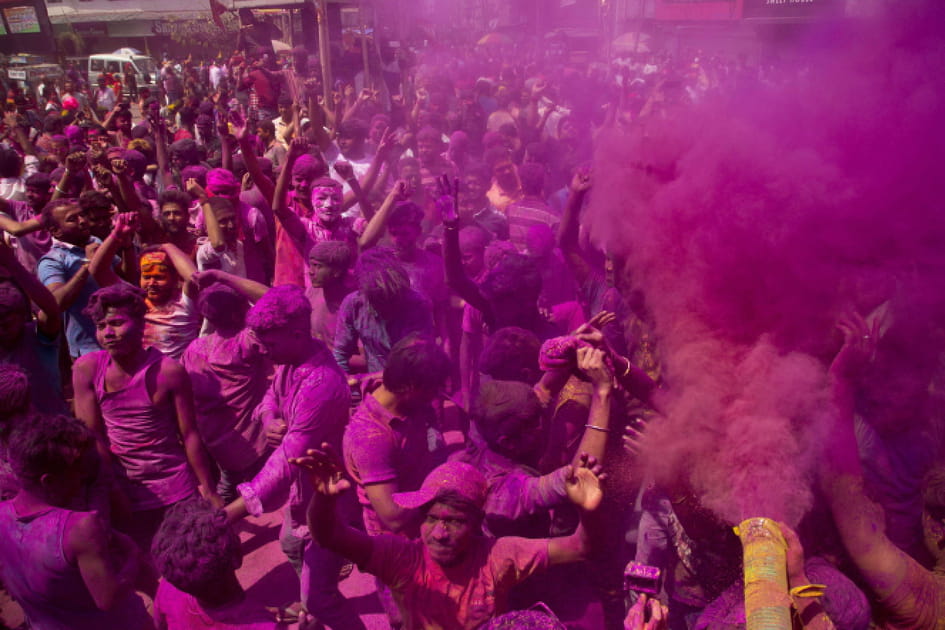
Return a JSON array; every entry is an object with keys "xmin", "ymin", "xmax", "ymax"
[{"xmin": 586, "ymin": 3, "xmax": 945, "ymax": 526}]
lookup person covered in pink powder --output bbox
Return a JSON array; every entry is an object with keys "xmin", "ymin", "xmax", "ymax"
[
  {"xmin": 197, "ymin": 168, "xmax": 272, "ymax": 284},
  {"xmin": 822, "ymin": 314, "xmax": 945, "ymax": 629},
  {"xmin": 273, "ymin": 154, "xmax": 364, "ymax": 270},
  {"xmin": 181, "ymin": 269, "xmax": 270, "ymax": 504},
  {"xmin": 343, "ymin": 334, "xmax": 451, "ymax": 628},
  {"xmin": 0, "ymin": 414, "xmax": 153, "ymax": 630},
  {"xmin": 151, "ymin": 497, "xmax": 287, "ymax": 630},
  {"xmin": 72, "ymin": 284, "xmax": 221, "ymax": 551},
  {"xmin": 295, "ymin": 446, "xmax": 605, "ymax": 630},
  {"xmin": 139, "ymin": 243, "xmax": 201, "ymax": 360},
  {"xmin": 304, "ymin": 239, "xmax": 357, "ymax": 347},
  {"xmin": 223, "ymin": 285, "xmax": 366, "ymax": 630}
]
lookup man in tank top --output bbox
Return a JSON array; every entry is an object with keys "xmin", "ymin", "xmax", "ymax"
[{"xmin": 72, "ymin": 283, "xmax": 220, "ymax": 552}]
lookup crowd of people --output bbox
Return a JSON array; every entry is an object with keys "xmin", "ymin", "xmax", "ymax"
[{"xmin": 1, "ymin": 11, "xmax": 944, "ymax": 630}]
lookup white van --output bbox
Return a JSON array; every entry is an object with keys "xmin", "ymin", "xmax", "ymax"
[{"xmin": 88, "ymin": 49, "xmax": 158, "ymax": 96}]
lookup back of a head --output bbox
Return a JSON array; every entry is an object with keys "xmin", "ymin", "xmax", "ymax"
[
  {"xmin": 309, "ymin": 240, "xmax": 355, "ymax": 272},
  {"xmin": 0, "ymin": 146, "xmax": 23, "ymax": 179},
  {"xmin": 198, "ymin": 283, "xmax": 247, "ymax": 331},
  {"xmin": 8, "ymin": 415, "xmax": 92, "ymax": 485},
  {"xmin": 246, "ymin": 285, "xmax": 311, "ymax": 333},
  {"xmin": 383, "ymin": 334, "xmax": 451, "ymax": 395},
  {"xmin": 518, "ymin": 162, "xmax": 545, "ymax": 197},
  {"xmin": 151, "ymin": 497, "xmax": 242, "ymax": 599},
  {"xmin": 472, "ymin": 380, "xmax": 543, "ymax": 449},
  {"xmin": 388, "ymin": 201, "xmax": 424, "ymax": 229},
  {"xmin": 0, "ymin": 364, "xmax": 30, "ymax": 426},
  {"xmin": 355, "ymin": 248, "xmax": 411, "ymax": 306},
  {"xmin": 481, "ymin": 253, "xmax": 542, "ymax": 302},
  {"xmin": 479, "ymin": 327, "xmax": 541, "ymax": 382}
]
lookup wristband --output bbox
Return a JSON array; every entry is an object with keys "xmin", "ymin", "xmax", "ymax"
[
  {"xmin": 789, "ymin": 584, "xmax": 826, "ymax": 598},
  {"xmin": 584, "ymin": 424, "xmax": 610, "ymax": 433}
]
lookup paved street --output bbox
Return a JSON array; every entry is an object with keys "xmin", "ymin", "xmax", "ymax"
[{"xmin": 0, "ymin": 509, "xmax": 391, "ymax": 630}]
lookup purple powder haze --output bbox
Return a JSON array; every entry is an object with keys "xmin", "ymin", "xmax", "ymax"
[{"xmin": 586, "ymin": 3, "xmax": 945, "ymax": 526}]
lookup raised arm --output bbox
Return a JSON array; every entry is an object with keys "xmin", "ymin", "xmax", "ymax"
[
  {"xmin": 572, "ymin": 346, "xmax": 613, "ymax": 466},
  {"xmin": 234, "ymin": 113, "xmax": 275, "ymax": 203},
  {"xmin": 438, "ymin": 177, "xmax": 490, "ymax": 315},
  {"xmin": 191, "ymin": 268, "xmax": 269, "ymax": 303},
  {"xmin": 0, "ymin": 199, "xmax": 46, "ymax": 237},
  {"xmin": 557, "ymin": 168, "xmax": 595, "ymax": 287},
  {"xmin": 0, "ymin": 241, "xmax": 60, "ymax": 337},
  {"xmin": 819, "ymin": 315, "xmax": 917, "ymax": 606},
  {"xmin": 358, "ymin": 180, "xmax": 407, "ymax": 250},
  {"xmin": 336, "ymin": 161, "xmax": 375, "ymax": 218},
  {"xmin": 188, "ymin": 180, "xmax": 225, "ymax": 251},
  {"xmin": 271, "ymin": 137, "xmax": 312, "ymax": 244},
  {"xmin": 295, "ymin": 444, "xmax": 375, "ymax": 568},
  {"xmin": 88, "ymin": 212, "xmax": 138, "ymax": 287},
  {"xmin": 548, "ymin": 453, "xmax": 604, "ymax": 565}
]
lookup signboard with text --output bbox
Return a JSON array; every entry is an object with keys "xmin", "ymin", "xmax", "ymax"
[
  {"xmin": 0, "ymin": 0, "xmax": 53, "ymax": 54},
  {"xmin": 742, "ymin": 0, "xmax": 844, "ymax": 19}
]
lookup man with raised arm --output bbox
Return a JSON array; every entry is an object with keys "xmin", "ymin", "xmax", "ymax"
[{"xmin": 293, "ymin": 445, "xmax": 605, "ymax": 630}]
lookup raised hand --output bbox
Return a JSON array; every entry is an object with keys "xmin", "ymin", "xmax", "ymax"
[
  {"xmin": 830, "ymin": 311, "xmax": 878, "ymax": 379},
  {"xmin": 570, "ymin": 167, "xmax": 592, "ymax": 193},
  {"xmin": 111, "ymin": 212, "xmax": 139, "ymax": 244},
  {"xmin": 65, "ymin": 151, "xmax": 88, "ymax": 174},
  {"xmin": 376, "ymin": 127, "xmax": 396, "ymax": 157},
  {"xmin": 110, "ymin": 158, "xmax": 128, "ymax": 177},
  {"xmin": 623, "ymin": 594, "xmax": 668, "ymax": 630},
  {"xmin": 333, "ymin": 160, "xmax": 355, "ymax": 181},
  {"xmin": 572, "ymin": 310, "xmax": 616, "ymax": 346},
  {"xmin": 622, "ymin": 416, "xmax": 650, "ymax": 458},
  {"xmin": 289, "ymin": 444, "xmax": 350, "ymax": 496},
  {"xmin": 576, "ymin": 346, "xmax": 612, "ymax": 392},
  {"xmin": 185, "ymin": 178, "xmax": 208, "ymax": 203},
  {"xmin": 288, "ymin": 136, "xmax": 310, "ymax": 160},
  {"xmin": 387, "ymin": 179, "xmax": 410, "ymax": 204},
  {"xmin": 565, "ymin": 452, "xmax": 604, "ymax": 511},
  {"xmin": 435, "ymin": 174, "xmax": 460, "ymax": 227}
]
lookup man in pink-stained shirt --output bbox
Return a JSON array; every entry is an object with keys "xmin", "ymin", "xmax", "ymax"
[
  {"xmin": 297, "ymin": 450, "xmax": 605, "ymax": 630},
  {"xmin": 223, "ymin": 285, "xmax": 365, "ymax": 630}
]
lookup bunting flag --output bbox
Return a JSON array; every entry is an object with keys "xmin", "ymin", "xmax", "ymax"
[{"xmin": 209, "ymin": 0, "xmax": 228, "ymax": 30}]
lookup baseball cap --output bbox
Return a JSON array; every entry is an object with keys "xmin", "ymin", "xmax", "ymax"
[{"xmin": 393, "ymin": 461, "xmax": 487, "ymax": 511}]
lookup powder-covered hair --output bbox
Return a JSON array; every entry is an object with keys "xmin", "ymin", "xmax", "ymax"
[
  {"xmin": 198, "ymin": 283, "xmax": 248, "ymax": 331},
  {"xmin": 479, "ymin": 327, "xmax": 541, "ymax": 382},
  {"xmin": 0, "ymin": 364, "xmax": 30, "ymax": 427},
  {"xmin": 354, "ymin": 248, "xmax": 411, "ymax": 307},
  {"xmin": 151, "ymin": 497, "xmax": 242, "ymax": 597},
  {"xmin": 84, "ymin": 284, "xmax": 147, "ymax": 324},
  {"xmin": 481, "ymin": 610, "xmax": 566, "ymax": 630},
  {"xmin": 309, "ymin": 240, "xmax": 355, "ymax": 271},
  {"xmin": 388, "ymin": 201, "xmax": 424, "ymax": 228},
  {"xmin": 382, "ymin": 334, "xmax": 450, "ymax": 395},
  {"xmin": 246, "ymin": 285, "xmax": 311, "ymax": 333},
  {"xmin": 8, "ymin": 414, "xmax": 92, "ymax": 483},
  {"xmin": 480, "ymin": 253, "xmax": 542, "ymax": 302}
]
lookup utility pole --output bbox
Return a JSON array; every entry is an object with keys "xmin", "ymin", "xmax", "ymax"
[
  {"xmin": 360, "ymin": 0, "xmax": 371, "ymax": 90},
  {"xmin": 315, "ymin": 0, "xmax": 332, "ymax": 103}
]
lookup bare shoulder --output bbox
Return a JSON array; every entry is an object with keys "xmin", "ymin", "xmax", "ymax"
[
  {"xmin": 64, "ymin": 510, "xmax": 108, "ymax": 560},
  {"xmin": 72, "ymin": 353, "xmax": 100, "ymax": 382}
]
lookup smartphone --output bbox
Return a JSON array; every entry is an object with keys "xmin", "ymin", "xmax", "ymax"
[{"xmin": 624, "ymin": 562, "xmax": 661, "ymax": 596}]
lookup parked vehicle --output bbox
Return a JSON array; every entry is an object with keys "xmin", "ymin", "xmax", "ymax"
[
  {"xmin": 75, "ymin": 49, "xmax": 159, "ymax": 96},
  {"xmin": 4, "ymin": 54, "xmax": 64, "ymax": 97}
]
